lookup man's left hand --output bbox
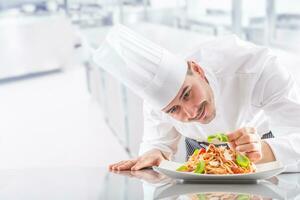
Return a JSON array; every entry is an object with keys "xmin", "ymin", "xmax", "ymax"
[{"xmin": 227, "ymin": 127, "xmax": 262, "ymax": 163}]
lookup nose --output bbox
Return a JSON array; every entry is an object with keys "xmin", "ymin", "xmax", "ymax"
[{"xmin": 183, "ymin": 105, "xmax": 198, "ymax": 119}]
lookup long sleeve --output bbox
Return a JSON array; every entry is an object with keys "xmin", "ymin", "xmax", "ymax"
[
  {"xmin": 139, "ymin": 102, "xmax": 181, "ymax": 159},
  {"xmin": 252, "ymin": 56, "xmax": 300, "ymax": 172}
]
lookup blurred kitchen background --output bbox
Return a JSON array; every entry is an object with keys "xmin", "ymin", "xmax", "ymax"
[{"xmin": 0, "ymin": 0, "xmax": 300, "ymax": 170}]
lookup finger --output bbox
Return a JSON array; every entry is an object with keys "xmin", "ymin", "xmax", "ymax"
[
  {"xmin": 111, "ymin": 162, "xmax": 126, "ymax": 171},
  {"xmin": 131, "ymin": 159, "xmax": 156, "ymax": 171},
  {"xmin": 247, "ymin": 151, "xmax": 262, "ymax": 162},
  {"xmin": 235, "ymin": 134, "xmax": 258, "ymax": 145},
  {"xmin": 109, "ymin": 160, "xmax": 127, "ymax": 170},
  {"xmin": 109, "ymin": 160, "xmax": 123, "ymax": 169},
  {"xmin": 117, "ymin": 160, "xmax": 137, "ymax": 171},
  {"xmin": 228, "ymin": 141, "xmax": 236, "ymax": 149},
  {"xmin": 112, "ymin": 160, "xmax": 132, "ymax": 170},
  {"xmin": 227, "ymin": 127, "xmax": 256, "ymax": 142},
  {"xmin": 227, "ymin": 128, "xmax": 244, "ymax": 142},
  {"xmin": 112, "ymin": 162, "xmax": 132, "ymax": 171},
  {"xmin": 236, "ymin": 142, "xmax": 260, "ymax": 153}
]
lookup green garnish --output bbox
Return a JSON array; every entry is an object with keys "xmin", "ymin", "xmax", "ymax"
[
  {"xmin": 197, "ymin": 194, "xmax": 206, "ymax": 200},
  {"xmin": 236, "ymin": 154, "xmax": 250, "ymax": 168},
  {"xmin": 194, "ymin": 160, "xmax": 205, "ymax": 174},
  {"xmin": 220, "ymin": 133, "xmax": 228, "ymax": 142},
  {"xmin": 192, "ymin": 149, "xmax": 199, "ymax": 156},
  {"xmin": 207, "ymin": 133, "xmax": 228, "ymax": 143},
  {"xmin": 237, "ymin": 194, "xmax": 250, "ymax": 200},
  {"xmin": 176, "ymin": 165, "xmax": 188, "ymax": 172}
]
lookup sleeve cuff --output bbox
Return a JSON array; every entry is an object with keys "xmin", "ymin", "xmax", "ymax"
[
  {"xmin": 139, "ymin": 143, "xmax": 174, "ymax": 160},
  {"xmin": 264, "ymin": 138, "xmax": 300, "ymax": 172}
]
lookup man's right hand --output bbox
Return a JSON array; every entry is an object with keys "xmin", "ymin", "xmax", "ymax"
[{"xmin": 109, "ymin": 149, "xmax": 168, "ymax": 171}]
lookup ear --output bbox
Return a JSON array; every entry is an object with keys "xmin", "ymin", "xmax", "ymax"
[{"xmin": 190, "ymin": 61, "xmax": 205, "ymax": 79}]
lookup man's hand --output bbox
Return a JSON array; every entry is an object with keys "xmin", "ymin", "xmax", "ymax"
[
  {"xmin": 227, "ymin": 127, "xmax": 263, "ymax": 163},
  {"xmin": 109, "ymin": 149, "xmax": 168, "ymax": 171}
]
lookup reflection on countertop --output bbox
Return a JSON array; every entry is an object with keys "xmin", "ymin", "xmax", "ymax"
[
  {"xmin": 0, "ymin": 167, "xmax": 299, "ymax": 200},
  {"xmin": 110, "ymin": 170, "xmax": 300, "ymax": 200}
]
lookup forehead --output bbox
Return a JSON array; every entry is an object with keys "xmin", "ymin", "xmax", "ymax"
[{"xmin": 162, "ymin": 76, "xmax": 191, "ymax": 111}]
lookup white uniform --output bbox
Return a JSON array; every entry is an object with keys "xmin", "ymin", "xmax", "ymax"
[{"xmin": 139, "ymin": 35, "xmax": 300, "ymax": 172}]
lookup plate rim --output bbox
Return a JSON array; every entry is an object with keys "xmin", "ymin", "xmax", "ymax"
[{"xmin": 154, "ymin": 160, "xmax": 285, "ymax": 179}]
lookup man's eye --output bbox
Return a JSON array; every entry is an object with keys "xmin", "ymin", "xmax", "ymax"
[
  {"xmin": 183, "ymin": 90, "xmax": 190, "ymax": 100},
  {"xmin": 170, "ymin": 106, "xmax": 179, "ymax": 114}
]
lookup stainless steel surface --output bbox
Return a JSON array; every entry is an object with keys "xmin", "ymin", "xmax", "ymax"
[{"xmin": 0, "ymin": 166, "xmax": 299, "ymax": 199}]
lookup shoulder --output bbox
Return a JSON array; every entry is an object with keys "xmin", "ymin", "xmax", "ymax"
[{"xmin": 251, "ymin": 55, "xmax": 295, "ymax": 107}]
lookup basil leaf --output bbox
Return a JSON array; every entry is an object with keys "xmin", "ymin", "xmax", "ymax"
[
  {"xmin": 207, "ymin": 135, "xmax": 216, "ymax": 143},
  {"xmin": 194, "ymin": 160, "xmax": 205, "ymax": 174},
  {"xmin": 197, "ymin": 194, "xmax": 206, "ymax": 200},
  {"xmin": 237, "ymin": 194, "xmax": 250, "ymax": 200},
  {"xmin": 219, "ymin": 133, "xmax": 229, "ymax": 142},
  {"xmin": 207, "ymin": 133, "xmax": 228, "ymax": 142},
  {"xmin": 192, "ymin": 149, "xmax": 199, "ymax": 157},
  {"xmin": 236, "ymin": 154, "xmax": 250, "ymax": 168},
  {"xmin": 176, "ymin": 165, "xmax": 188, "ymax": 172}
]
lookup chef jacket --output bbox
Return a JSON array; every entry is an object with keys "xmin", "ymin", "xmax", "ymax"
[{"xmin": 139, "ymin": 35, "xmax": 300, "ymax": 172}]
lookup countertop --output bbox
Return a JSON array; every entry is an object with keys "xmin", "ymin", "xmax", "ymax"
[{"xmin": 0, "ymin": 166, "xmax": 299, "ymax": 200}]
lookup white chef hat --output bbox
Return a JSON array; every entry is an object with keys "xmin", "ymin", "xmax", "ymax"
[{"xmin": 92, "ymin": 24, "xmax": 187, "ymax": 109}]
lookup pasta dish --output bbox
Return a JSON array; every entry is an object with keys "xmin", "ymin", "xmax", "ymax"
[{"xmin": 176, "ymin": 144, "xmax": 256, "ymax": 174}]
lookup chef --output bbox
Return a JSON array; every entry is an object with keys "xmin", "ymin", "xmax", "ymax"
[{"xmin": 93, "ymin": 24, "xmax": 300, "ymax": 172}]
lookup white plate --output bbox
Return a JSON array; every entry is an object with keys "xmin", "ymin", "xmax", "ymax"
[{"xmin": 153, "ymin": 160, "xmax": 285, "ymax": 183}]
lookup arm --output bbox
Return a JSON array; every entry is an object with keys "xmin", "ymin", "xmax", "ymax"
[
  {"xmin": 139, "ymin": 101, "xmax": 181, "ymax": 160},
  {"xmin": 109, "ymin": 102, "xmax": 181, "ymax": 171},
  {"xmin": 252, "ymin": 56, "xmax": 300, "ymax": 172}
]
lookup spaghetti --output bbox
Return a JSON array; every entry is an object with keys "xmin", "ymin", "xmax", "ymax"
[{"xmin": 176, "ymin": 144, "xmax": 256, "ymax": 174}]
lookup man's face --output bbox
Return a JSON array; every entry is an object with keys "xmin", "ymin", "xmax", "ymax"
[{"xmin": 162, "ymin": 61, "xmax": 216, "ymax": 124}]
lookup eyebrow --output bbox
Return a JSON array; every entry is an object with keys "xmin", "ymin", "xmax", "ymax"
[
  {"xmin": 165, "ymin": 86, "xmax": 189, "ymax": 113},
  {"xmin": 179, "ymin": 86, "xmax": 189, "ymax": 100}
]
